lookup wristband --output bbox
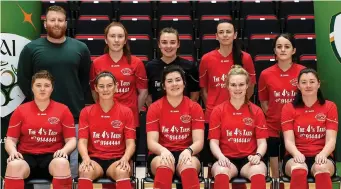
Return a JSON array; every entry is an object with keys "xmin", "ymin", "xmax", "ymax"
[
  {"xmin": 186, "ymin": 147, "xmax": 194, "ymax": 155},
  {"xmin": 256, "ymin": 152, "xmax": 262, "ymax": 159}
]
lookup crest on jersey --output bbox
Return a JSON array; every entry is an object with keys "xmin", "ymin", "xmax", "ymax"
[
  {"xmin": 330, "ymin": 13, "xmax": 341, "ymax": 63},
  {"xmin": 111, "ymin": 120, "xmax": 122, "ymax": 128},
  {"xmin": 315, "ymin": 113, "xmax": 326, "ymax": 122},
  {"xmin": 290, "ymin": 78, "xmax": 298, "ymax": 86},
  {"xmin": 48, "ymin": 117, "xmax": 60, "ymax": 125},
  {"xmin": 243, "ymin": 117, "xmax": 253, "ymax": 126},
  {"xmin": 180, "ymin": 115, "xmax": 191, "ymax": 123},
  {"xmin": 121, "ymin": 68, "xmax": 132, "ymax": 76}
]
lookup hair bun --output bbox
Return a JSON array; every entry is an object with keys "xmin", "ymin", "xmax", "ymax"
[{"xmin": 231, "ymin": 65, "xmax": 242, "ymax": 69}]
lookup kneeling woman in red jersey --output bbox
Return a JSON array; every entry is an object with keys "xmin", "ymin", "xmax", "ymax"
[
  {"xmin": 78, "ymin": 71, "xmax": 136, "ymax": 189},
  {"xmin": 209, "ymin": 66, "xmax": 268, "ymax": 189},
  {"xmin": 5, "ymin": 70, "xmax": 76, "ymax": 189},
  {"xmin": 281, "ymin": 68, "xmax": 338, "ymax": 189},
  {"xmin": 146, "ymin": 65, "xmax": 205, "ymax": 189}
]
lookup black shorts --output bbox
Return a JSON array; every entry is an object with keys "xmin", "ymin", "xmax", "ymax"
[
  {"xmin": 23, "ymin": 153, "xmax": 55, "ymax": 180},
  {"xmin": 91, "ymin": 157, "xmax": 119, "ymax": 174},
  {"xmin": 201, "ymin": 123, "xmax": 214, "ymax": 165},
  {"xmin": 214, "ymin": 156, "xmax": 266, "ymax": 177},
  {"xmin": 283, "ymin": 155, "xmax": 336, "ymax": 177},
  {"xmin": 266, "ymin": 137, "xmax": 285, "ymax": 158},
  {"xmin": 147, "ymin": 151, "xmax": 199, "ymax": 178}
]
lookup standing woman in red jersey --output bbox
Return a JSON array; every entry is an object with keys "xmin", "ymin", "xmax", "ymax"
[
  {"xmin": 146, "ymin": 65, "xmax": 205, "ymax": 189},
  {"xmin": 4, "ymin": 70, "xmax": 76, "ymax": 189},
  {"xmin": 209, "ymin": 66, "xmax": 268, "ymax": 189},
  {"xmin": 199, "ymin": 19, "xmax": 256, "ymax": 189},
  {"xmin": 90, "ymin": 21, "xmax": 148, "ymax": 146},
  {"xmin": 258, "ymin": 33, "xmax": 305, "ymax": 188},
  {"xmin": 281, "ymin": 68, "xmax": 338, "ymax": 189},
  {"xmin": 78, "ymin": 71, "xmax": 136, "ymax": 189}
]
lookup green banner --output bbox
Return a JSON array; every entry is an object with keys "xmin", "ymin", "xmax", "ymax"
[
  {"xmin": 1, "ymin": 1, "xmax": 41, "ymax": 177},
  {"xmin": 314, "ymin": 1, "xmax": 341, "ymax": 161}
]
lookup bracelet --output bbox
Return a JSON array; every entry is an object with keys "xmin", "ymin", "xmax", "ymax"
[
  {"xmin": 256, "ymin": 153, "xmax": 262, "ymax": 158},
  {"xmin": 186, "ymin": 147, "xmax": 194, "ymax": 155}
]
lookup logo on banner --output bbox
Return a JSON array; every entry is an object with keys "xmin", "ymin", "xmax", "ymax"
[
  {"xmin": 330, "ymin": 12, "xmax": 341, "ymax": 63},
  {"xmin": 1, "ymin": 33, "xmax": 29, "ymax": 117}
]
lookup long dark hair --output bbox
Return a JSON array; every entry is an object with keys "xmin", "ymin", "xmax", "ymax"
[
  {"xmin": 104, "ymin": 22, "xmax": 132, "ymax": 64},
  {"xmin": 161, "ymin": 65, "xmax": 187, "ymax": 96},
  {"xmin": 216, "ymin": 19, "xmax": 243, "ymax": 67},
  {"xmin": 273, "ymin": 33, "xmax": 299, "ymax": 63},
  {"xmin": 292, "ymin": 68, "xmax": 325, "ymax": 107}
]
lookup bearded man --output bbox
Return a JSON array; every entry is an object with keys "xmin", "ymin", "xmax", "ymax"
[{"xmin": 17, "ymin": 5, "xmax": 91, "ymax": 179}]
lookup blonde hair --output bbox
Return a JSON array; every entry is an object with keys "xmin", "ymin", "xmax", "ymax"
[{"xmin": 226, "ymin": 65, "xmax": 253, "ymax": 114}]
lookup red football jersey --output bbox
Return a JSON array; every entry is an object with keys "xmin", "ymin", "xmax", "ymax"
[
  {"xmin": 258, "ymin": 64, "xmax": 305, "ymax": 137},
  {"xmin": 281, "ymin": 100, "xmax": 338, "ymax": 157},
  {"xmin": 199, "ymin": 50, "xmax": 256, "ymax": 122},
  {"xmin": 7, "ymin": 100, "xmax": 75, "ymax": 154},
  {"xmin": 90, "ymin": 54, "xmax": 148, "ymax": 127},
  {"xmin": 208, "ymin": 101, "xmax": 268, "ymax": 158},
  {"xmin": 78, "ymin": 102, "xmax": 136, "ymax": 160},
  {"xmin": 146, "ymin": 96, "xmax": 205, "ymax": 152}
]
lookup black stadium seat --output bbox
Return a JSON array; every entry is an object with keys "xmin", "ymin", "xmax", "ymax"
[
  {"xmin": 279, "ymin": 0, "xmax": 314, "ymax": 19},
  {"xmin": 120, "ymin": 15, "xmax": 152, "ymax": 36},
  {"xmin": 118, "ymin": 1, "xmax": 153, "ymax": 17},
  {"xmin": 286, "ymin": 15, "xmax": 315, "ymax": 34},
  {"xmin": 200, "ymin": 34, "xmax": 218, "ymax": 57},
  {"xmin": 199, "ymin": 15, "xmax": 232, "ymax": 36},
  {"xmin": 157, "ymin": 0, "xmax": 192, "ymax": 16},
  {"xmin": 294, "ymin": 34, "xmax": 316, "ymax": 57},
  {"xmin": 243, "ymin": 15, "xmax": 280, "ymax": 38},
  {"xmin": 238, "ymin": 0, "xmax": 276, "ymax": 19},
  {"xmin": 254, "ymin": 55, "xmax": 276, "ymax": 82},
  {"xmin": 247, "ymin": 34, "xmax": 276, "ymax": 58},
  {"xmin": 42, "ymin": 0, "xmax": 69, "ymax": 16},
  {"xmin": 75, "ymin": 35, "xmax": 106, "ymax": 56},
  {"xmin": 195, "ymin": 1, "xmax": 232, "ymax": 18},
  {"xmin": 158, "ymin": 15, "xmax": 193, "ymax": 35},
  {"xmin": 299, "ymin": 54, "xmax": 317, "ymax": 71},
  {"xmin": 79, "ymin": 1, "xmax": 114, "ymax": 18},
  {"xmin": 128, "ymin": 35, "xmax": 153, "ymax": 59},
  {"xmin": 76, "ymin": 15, "xmax": 110, "ymax": 35}
]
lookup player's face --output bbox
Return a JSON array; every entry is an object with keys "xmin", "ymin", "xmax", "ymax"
[
  {"xmin": 159, "ymin": 32, "xmax": 180, "ymax": 58},
  {"xmin": 95, "ymin": 76, "xmax": 116, "ymax": 100},
  {"xmin": 163, "ymin": 71, "xmax": 185, "ymax": 97},
  {"xmin": 105, "ymin": 26, "xmax": 126, "ymax": 52},
  {"xmin": 32, "ymin": 78, "xmax": 53, "ymax": 101},
  {"xmin": 228, "ymin": 74, "xmax": 248, "ymax": 100},
  {"xmin": 216, "ymin": 22, "xmax": 237, "ymax": 46},
  {"xmin": 44, "ymin": 11, "xmax": 67, "ymax": 39},
  {"xmin": 274, "ymin": 37, "xmax": 296, "ymax": 62},
  {"xmin": 297, "ymin": 73, "xmax": 320, "ymax": 97}
]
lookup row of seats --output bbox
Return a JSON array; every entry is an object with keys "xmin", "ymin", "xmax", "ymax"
[
  {"xmin": 42, "ymin": 1, "xmax": 314, "ymax": 20},
  {"xmin": 41, "ymin": 1, "xmax": 315, "ymax": 38}
]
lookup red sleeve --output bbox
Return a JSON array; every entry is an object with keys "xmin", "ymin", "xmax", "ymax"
[
  {"xmin": 208, "ymin": 106, "xmax": 222, "ymax": 140},
  {"xmin": 124, "ymin": 108, "xmax": 136, "ymax": 139},
  {"xmin": 89, "ymin": 62, "xmax": 97, "ymax": 90},
  {"xmin": 7, "ymin": 107, "xmax": 23, "ymax": 138},
  {"xmin": 146, "ymin": 103, "xmax": 160, "ymax": 132},
  {"xmin": 134, "ymin": 59, "xmax": 148, "ymax": 89},
  {"xmin": 254, "ymin": 108, "xmax": 268, "ymax": 139},
  {"xmin": 191, "ymin": 103, "xmax": 205, "ymax": 130},
  {"xmin": 61, "ymin": 107, "xmax": 76, "ymax": 139},
  {"xmin": 281, "ymin": 104, "xmax": 295, "ymax": 131},
  {"xmin": 258, "ymin": 72, "xmax": 269, "ymax": 101},
  {"xmin": 199, "ymin": 56, "xmax": 208, "ymax": 88},
  {"xmin": 78, "ymin": 108, "xmax": 90, "ymax": 139},
  {"xmin": 243, "ymin": 53, "xmax": 256, "ymax": 84},
  {"xmin": 326, "ymin": 102, "xmax": 338, "ymax": 131}
]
